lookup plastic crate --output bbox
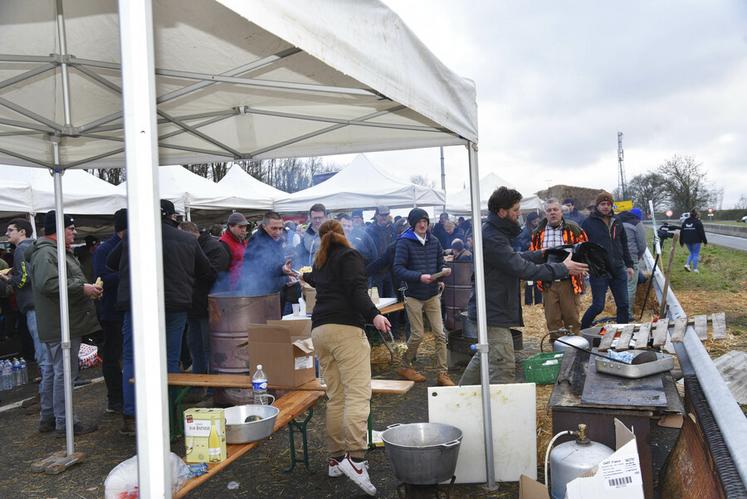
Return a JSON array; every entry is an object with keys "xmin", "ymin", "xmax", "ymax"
[{"xmin": 522, "ymin": 352, "xmax": 564, "ymax": 384}]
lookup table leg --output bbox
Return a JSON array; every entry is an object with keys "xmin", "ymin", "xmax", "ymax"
[
  {"xmin": 284, "ymin": 408, "xmax": 314, "ymax": 473},
  {"xmin": 171, "ymin": 387, "xmax": 190, "ymax": 441}
]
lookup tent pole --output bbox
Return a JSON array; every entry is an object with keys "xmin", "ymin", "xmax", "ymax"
[
  {"xmin": 51, "ymin": 141, "xmax": 75, "ymax": 457},
  {"xmin": 467, "ymin": 141, "xmax": 496, "ymax": 489},
  {"xmin": 118, "ymin": 0, "xmax": 171, "ymax": 497},
  {"xmin": 28, "ymin": 212, "xmax": 38, "ymax": 239}
]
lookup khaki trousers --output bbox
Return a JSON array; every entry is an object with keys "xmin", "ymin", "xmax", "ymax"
[
  {"xmin": 459, "ymin": 325, "xmax": 515, "ymax": 385},
  {"xmin": 542, "ymin": 280, "xmax": 581, "ymax": 336},
  {"xmin": 401, "ymin": 294, "xmax": 448, "ymax": 373},
  {"xmin": 311, "ymin": 324, "xmax": 371, "ymax": 459}
]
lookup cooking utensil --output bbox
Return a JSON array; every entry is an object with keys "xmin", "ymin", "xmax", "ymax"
[
  {"xmin": 595, "ymin": 351, "xmax": 674, "ymax": 379},
  {"xmin": 224, "ymin": 404, "xmax": 279, "ymax": 444},
  {"xmin": 381, "ymin": 422, "xmax": 462, "ymax": 484}
]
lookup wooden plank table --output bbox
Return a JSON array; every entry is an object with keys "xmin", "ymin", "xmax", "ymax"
[{"xmin": 175, "ymin": 390, "xmax": 324, "ymax": 498}]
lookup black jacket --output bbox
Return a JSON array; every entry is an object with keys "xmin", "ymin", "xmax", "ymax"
[
  {"xmin": 347, "ymin": 229, "xmax": 378, "ymax": 265},
  {"xmin": 10, "ymin": 238, "xmax": 35, "ymax": 313},
  {"xmin": 467, "ymin": 213, "xmax": 568, "ymax": 327},
  {"xmin": 190, "ymin": 232, "xmax": 230, "ymax": 318},
  {"xmin": 304, "ymin": 246, "xmax": 379, "ymax": 330},
  {"xmin": 108, "ymin": 220, "xmax": 215, "ymax": 312},
  {"xmin": 93, "ymin": 233, "xmax": 122, "ymax": 322},
  {"xmin": 679, "ymin": 217, "xmax": 707, "ymax": 246},
  {"xmin": 366, "ymin": 223, "xmax": 395, "ymax": 264},
  {"xmin": 393, "ymin": 228, "xmax": 443, "ymax": 300},
  {"xmin": 241, "ymin": 226, "xmax": 290, "ymax": 296},
  {"xmin": 581, "ymin": 209, "xmax": 634, "ymax": 270}
]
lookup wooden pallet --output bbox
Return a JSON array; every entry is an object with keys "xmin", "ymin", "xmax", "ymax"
[{"xmin": 597, "ymin": 313, "xmax": 727, "ymax": 351}]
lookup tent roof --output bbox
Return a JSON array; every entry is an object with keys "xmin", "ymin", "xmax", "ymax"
[
  {"xmin": 446, "ymin": 172, "xmax": 515, "ymax": 215},
  {"xmin": 1, "ymin": 164, "xmax": 125, "ymax": 214},
  {"xmin": 274, "ymin": 154, "xmax": 445, "ymax": 212},
  {"xmin": 116, "ymin": 165, "xmax": 272, "ymax": 211},
  {"xmin": 0, "ymin": 0, "xmax": 477, "ymax": 169},
  {"xmin": 215, "ymin": 165, "xmax": 288, "ymax": 211}
]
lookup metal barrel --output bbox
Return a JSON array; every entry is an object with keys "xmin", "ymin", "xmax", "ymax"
[
  {"xmin": 208, "ymin": 292, "xmax": 280, "ymax": 405},
  {"xmin": 442, "ymin": 261, "xmax": 473, "ymax": 331}
]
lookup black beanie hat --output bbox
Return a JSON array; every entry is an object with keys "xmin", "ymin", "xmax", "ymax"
[
  {"xmin": 407, "ymin": 208, "xmax": 429, "ymax": 228},
  {"xmin": 160, "ymin": 199, "xmax": 176, "ymax": 218},
  {"xmin": 44, "ymin": 210, "xmax": 74, "ymax": 235},
  {"xmin": 114, "ymin": 208, "xmax": 128, "ymax": 233}
]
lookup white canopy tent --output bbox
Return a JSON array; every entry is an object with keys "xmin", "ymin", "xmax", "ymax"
[
  {"xmin": 0, "ymin": 1, "xmax": 497, "ymax": 495},
  {"xmin": 0, "ymin": 164, "xmax": 126, "ymax": 214},
  {"xmin": 216, "ymin": 164, "xmax": 287, "ymax": 211},
  {"xmin": 447, "ymin": 173, "xmax": 544, "ymax": 215},
  {"xmin": 275, "ymin": 153, "xmax": 445, "ymax": 212}
]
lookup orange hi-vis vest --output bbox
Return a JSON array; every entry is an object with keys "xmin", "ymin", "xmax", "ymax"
[{"xmin": 529, "ymin": 219, "xmax": 588, "ymax": 294}]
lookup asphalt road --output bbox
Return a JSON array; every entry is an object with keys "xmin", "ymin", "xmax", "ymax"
[{"xmin": 705, "ymin": 231, "xmax": 747, "ymax": 252}]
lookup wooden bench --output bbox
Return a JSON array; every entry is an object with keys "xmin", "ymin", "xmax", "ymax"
[{"xmin": 174, "ymin": 390, "xmax": 324, "ymax": 498}]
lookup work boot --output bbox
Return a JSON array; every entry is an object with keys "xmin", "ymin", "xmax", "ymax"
[
  {"xmin": 38, "ymin": 417, "xmax": 55, "ymax": 433},
  {"xmin": 120, "ymin": 415, "xmax": 136, "ymax": 436},
  {"xmin": 55, "ymin": 421, "xmax": 98, "ymax": 438},
  {"xmin": 397, "ymin": 367, "xmax": 426, "ymax": 382},
  {"xmin": 437, "ymin": 372, "xmax": 456, "ymax": 386}
]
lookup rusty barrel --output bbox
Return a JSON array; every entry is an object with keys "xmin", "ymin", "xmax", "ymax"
[
  {"xmin": 443, "ymin": 261, "xmax": 473, "ymax": 331},
  {"xmin": 208, "ymin": 292, "xmax": 280, "ymax": 404}
]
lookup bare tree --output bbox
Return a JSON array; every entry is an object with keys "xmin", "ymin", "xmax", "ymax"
[
  {"xmin": 86, "ymin": 168, "xmax": 125, "ymax": 185},
  {"xmin": 734, "ymin": 195, "xmax": 747, "ymax": 210},
  {"xmin": 627, "ymin": 172, "xmax": 668, "ymax": 215},
  {"xmin": 656, "ymin": 155, "xmax": 715, "ymax": 213},
  {"xmin": 410, "ymin": 174, "xmax": 435, "ymax": 188}
]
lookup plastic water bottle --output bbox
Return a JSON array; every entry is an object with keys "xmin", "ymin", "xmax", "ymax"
[
  {"xmin": 19, "ymin": 358, "xmax": 28, "ymax": 385},
  {"xmin": 252, "ymin": 364, "xmax": 268, "ymax": 405},
  {"xmin": 12, "ymin": 358, "xmax": 21, "ymax": 387},
  {"xmin": 1, "ymin": 361, "xmax": 12, "ymax": 390}
]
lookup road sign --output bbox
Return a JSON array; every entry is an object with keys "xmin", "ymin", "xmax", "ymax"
[{"xmin": 614, "ymin": 199, "xmax": 633, "ymax": 212}]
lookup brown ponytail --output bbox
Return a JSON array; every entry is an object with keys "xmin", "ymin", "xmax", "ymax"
[{"xmin": 314, "ymin": 219, "xmax": 351, "ymax": 268}]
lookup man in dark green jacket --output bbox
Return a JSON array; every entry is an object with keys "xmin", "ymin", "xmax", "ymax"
[{"xmin": 27, "ymin": 211, "xmax": 102, "ymax": 436}]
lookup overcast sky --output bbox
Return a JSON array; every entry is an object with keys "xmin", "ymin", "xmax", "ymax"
[{"xmin": 327, "ymin": 0, "xmax": 747, "ymax": 209}]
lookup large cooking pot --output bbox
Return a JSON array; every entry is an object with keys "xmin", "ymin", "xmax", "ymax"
[
  {"xmin": 381, "ymin": 422, "xmax": 462, "ymax": 484},
  {"xmin": 225, "ymin": 403, "xmax": 279, "ymax": 444}
]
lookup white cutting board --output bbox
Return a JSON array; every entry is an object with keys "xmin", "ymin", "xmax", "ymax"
[{"xmin": 428, "ymin": 383, "xmax": 536, "ymax": 483}]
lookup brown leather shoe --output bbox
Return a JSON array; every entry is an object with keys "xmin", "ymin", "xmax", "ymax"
[
  {"xmin": 437, "ymin": 372, "xmax": 456, "ymax": 386},
  {"xmin": 397, "ymin": 367, "xmax": 426, "ymax": 382}
]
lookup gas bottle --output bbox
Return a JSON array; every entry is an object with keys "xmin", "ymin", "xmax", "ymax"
[{"xmin": 549, "ymin": 424, "xmax": 614, "ymax": 499}]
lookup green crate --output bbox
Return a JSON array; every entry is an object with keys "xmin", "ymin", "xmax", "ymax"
[{"xmin": 522, "ymin": 352, "xmax": 564, "ymax": 384}]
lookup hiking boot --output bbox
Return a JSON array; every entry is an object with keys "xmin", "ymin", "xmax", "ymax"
[
  {"xmin": 55, "ymin": 422, "xmax": 98, "ymax": 437},
  {"xmin": 120, "ymin": 415, "xmax": 136, "ymax": 436},
  {"xmin": 437, "ymin": 372, "xmax": 456, "ymax": 386},
  {"xmin": 397, "ymin": 367, "xmax": 426, "ymax": 382},
  {"xmin": 106, "ymin": 401, "xmax": 123, "ymax": 414},
  {"xmin": 337, "ymin": 453, "xmax": 376, "ymax": 496},
  {"xmin": 329, "ymin": 455, "xmax": 368, "ymax": 478},
  {"xmin": 39, "ymin": 418, "xmax": 55, "ymax": 433},
  {"xmin": 684, "ymin": 264, "xmax": 691, "ymax": 272}
]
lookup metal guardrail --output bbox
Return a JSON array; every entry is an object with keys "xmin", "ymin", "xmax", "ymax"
[{"xmin": 642, "ymin": 248, "xmax": 747, "ymax": 490}]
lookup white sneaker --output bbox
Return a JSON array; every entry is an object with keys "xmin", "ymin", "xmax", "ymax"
[
  {"xmin": 337, "ymin": 453, "xmax": 376, "ymax": 495},
  {"xmin": 329, "ymin": 456, "xmax": 368, "ymax": 478},
  {"xmin": 684, "ymin": 264, "xmax": 691, "ymax": 272},
  {"xmin": 693, "ymin": 268, "xmax": 699, "ymax": 273}
]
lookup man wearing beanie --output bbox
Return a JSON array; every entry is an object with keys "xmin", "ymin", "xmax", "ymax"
[
  {"xmin": 393, "ymin": 208, "xmax": 455, "ymax": 386},
  {"xmin": 618, "ymin": 207, "xmax": 648, "ymax": 313},
  {"xmin": 460, "ymin": 187, "xmax": 588, "ymax": 385},
  {"xmin": 92, "ymin": 208, "xmax": 128, "ymax": 414},
  {"xmin": 580, "ymin": 192, "xmax": 635, "ymax": 327},
  {"xmin": 27, "ymin": 211, "xmax": 102, "ymax": 435}
]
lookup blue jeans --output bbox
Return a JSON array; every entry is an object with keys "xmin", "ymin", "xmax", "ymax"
[
  {"xmin": 45, "ymin": 336, "xmax": 82, "ymax": 429},
  {"xmin": 187, "ymin": 317, "xmax": 210, "ymax": 375},
  {"xmin": 27, "ymin": 311, "xmax": 54, "ymax": 422},
  {"xmin": 122, "ymin": 311, "xmax": 188, "ymax": 417},
  {"xmin": 581, "ymin": 266, "xmax": 630, "ymax": 328},
  {"xmin": 686, "ymin": 243, "xmax": 701, "ymax": 270}
]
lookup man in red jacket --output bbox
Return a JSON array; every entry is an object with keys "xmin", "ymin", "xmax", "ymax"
[{"xmin": 219, "ymin": 212, "xmax": 249, "ymax": 289}]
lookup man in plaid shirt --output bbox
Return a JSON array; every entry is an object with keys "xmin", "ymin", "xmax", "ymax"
[{"xmin": 530, "ymin": 198, "xmax": 588, "ymax": 341}]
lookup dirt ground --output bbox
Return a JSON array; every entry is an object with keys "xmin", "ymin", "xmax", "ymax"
[{"xmin": 1, "ymin": 279, "xmax": 743, "ymax": 498}]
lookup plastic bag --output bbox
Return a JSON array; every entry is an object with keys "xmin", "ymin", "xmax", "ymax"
[{"xmin": 104, "ymin": 452, "xmax": 191, "ymax": 498}]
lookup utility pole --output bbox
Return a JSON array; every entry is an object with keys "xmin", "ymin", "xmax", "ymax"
[
  {"xmin": 440, "ymin": 146, "xmax": 446, "ymax": 213},
  {"xmin": 618, "ymin": 131, "xmax": 627, "ymax": 199}
]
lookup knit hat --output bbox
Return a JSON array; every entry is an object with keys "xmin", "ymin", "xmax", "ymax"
[
  {"xmin": 407, "ymin": 208, "xmax": 429, "ymax": 228},
  {"xmin": 160, "ymin": 199, "xmax": 176, "ymax": 218},
  {"xmin": 227, "ymin": 212, "xmax": 248, "ymax": 226},
  {"xmin": 629, "ymin": 207, "xmax": 643, "ymax": 220},
  {"xmin": 43, "ymin": 211, "xmax": 74, "ymax": 235},
  {"xmin": 114, "ymin": 208, "xmax": 128, "ymax": 232},
  {"xmin": 526, "ymin": 212, "xmax": 540, "ymax": 224},
  {"xmin": 595, "ymin": 191, "xmax": 614, "ymax": 206}
]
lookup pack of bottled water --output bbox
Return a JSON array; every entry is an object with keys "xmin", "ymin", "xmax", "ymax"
[{"xmin": 0, "ymin": 358, "xmax": 28, "ymax": 391}]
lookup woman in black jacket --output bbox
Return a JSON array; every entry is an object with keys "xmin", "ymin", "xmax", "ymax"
[
  {"xmin": 301, "ymin": 220, "xmax": 390, "ymax": 496},
  {"xmin": 680, "ymin": 209, "xmax": 708, "ymax": 272}
]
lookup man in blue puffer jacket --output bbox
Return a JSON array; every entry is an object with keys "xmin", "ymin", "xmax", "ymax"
[{"xmin": 394, "ymin": 208, "xmax": 455, "ymax": 386}]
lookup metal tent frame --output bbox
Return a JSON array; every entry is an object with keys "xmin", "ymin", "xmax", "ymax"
[{"xmin": 0, "ymin": 1, "xmax": 495, "ymax": 495}]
